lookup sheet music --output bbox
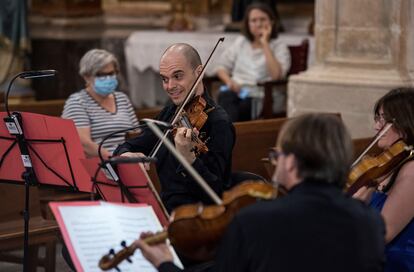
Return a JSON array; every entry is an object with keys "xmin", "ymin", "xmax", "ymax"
[{"xmin": 58, "ymin": 203, "xmax": 182, "ymax": 272}]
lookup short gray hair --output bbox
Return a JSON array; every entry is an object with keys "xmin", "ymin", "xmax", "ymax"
[{"xmin": 79, "ymin": 49, "xmax": 119, "ymax": 77}]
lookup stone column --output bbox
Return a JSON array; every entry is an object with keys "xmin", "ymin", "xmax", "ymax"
[{"xmin": 288, "ymin": 0, "xmax": 414, "ymax": 138}]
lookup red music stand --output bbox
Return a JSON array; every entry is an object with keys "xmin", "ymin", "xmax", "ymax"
[
  {"xmin": 0, "ymin": 111, "xmax": 93, "ymax": 270},
  {"xmin": 81, "ymin": 157, "xmax": 169, "ymax": 227},
  {"xmin": 0, "ymin": 112, "xmax": 91, "ymax": 190}
]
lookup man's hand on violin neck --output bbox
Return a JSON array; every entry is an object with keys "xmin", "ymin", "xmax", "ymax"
[
  {"xmin": 120, "ymin": 151, "xmax": 151, "ymax": 170},
  {"xmin": 135, "ymin": 232, "xmax": 173, "ymax": 269},
  {"xmin": 174, "ymin": 127, "xmax": 197, "ymax": 164}
]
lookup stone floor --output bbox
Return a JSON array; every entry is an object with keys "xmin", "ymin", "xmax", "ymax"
[{"xmin": 0, "ymin": 243, "xmax": 72, "ymax": 272}]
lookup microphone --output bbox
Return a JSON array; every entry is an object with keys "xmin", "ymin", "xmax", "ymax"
[
  {"xmin": 98, "ymin": 124, "xmax": 147, "ymax": 163},
  {"xmin": 97, "ymin": 120, "xmax": 169, "ymax": 180},
  {"xmin": 98, "ymin": 119, "xmax": 171, "ymax": 163},
  {"xmin": 108, "ymin": 156, "xmax": 157, "ymax": 164},
  {"xmin": 4, "ymin": 70, "xmax": 58, "ymax": 117},
  {"xmin": 141, "ymin": 118, "xmax": 173, "ymax": 129},
  {"xmin": 18, "ymin": 70, "xmax": 58, "ymax": 79}
]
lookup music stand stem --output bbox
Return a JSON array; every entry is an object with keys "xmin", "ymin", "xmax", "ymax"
[
  {"xmin": 22, "ymin": 171, "xmax": 31, "ymax": 272},
  {"xmin": 9, "ymin": 113, "xmax": 39, "ymax": 272},
  {"xmin": 3, "ymin": 70, "xmax": 56, "ymax": 272}
]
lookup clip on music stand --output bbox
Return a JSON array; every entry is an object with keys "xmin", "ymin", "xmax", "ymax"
[
  {"xmin": 81, "ymin": 157, "xmax": 169, "ymax": 227},
  {"xmin": 0, "ymin": 111, "xmax": 92, "ymax": 271}
]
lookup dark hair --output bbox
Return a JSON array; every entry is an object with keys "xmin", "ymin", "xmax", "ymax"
[
  {"xmin": 277, "ymin": 114, "xmax": 353, "ymax": 187},
  {"xmin": 242, "ymin": 2, "xmax": 278, "ymax": 42},
  {"xmin": 374, "ymin": 87, "xmax": 414, "ymax": 145}
]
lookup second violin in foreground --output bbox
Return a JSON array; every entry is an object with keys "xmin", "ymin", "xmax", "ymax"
[{"xmin": 98, "ymin": 181, "xmax": 278, "ymax": 270}]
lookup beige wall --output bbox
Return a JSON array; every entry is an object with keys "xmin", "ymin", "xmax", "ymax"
[{"xmin": 289, "ymin": 0, "xmax": 414, "ymax": 138}]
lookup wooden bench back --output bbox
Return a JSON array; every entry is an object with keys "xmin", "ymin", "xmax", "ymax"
[
  {"xmin": 4, "ymin": 99, "xmax": 161, "ymax": 120},
  {"xmin": 352, "ymin": 137, "xmax": 381, "ymax": 160},
  {"xmin": 232, "ymin": 114, "xmax": 343, "ymax": 180},
  {"xmin": 0, "ymin": 183, "xmax": 42, "ymax": 223},
  {"xmin": 7, "ymin": 99, "xmax": 66, "ymax": 117},
  {"xmin": 232, "ymin": 118, "xmax": 288, "ymax": 179}
]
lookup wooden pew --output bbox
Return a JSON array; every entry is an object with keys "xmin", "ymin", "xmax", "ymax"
[
  {"xmin": 232, "ymin": 118, "xmax": 288, "ymax": 180},
  {"xmin": 0, "ymin": 183, "xmax": 59, "ymax": 272},
  {"xmin": 4, "ymin": 99, "xmax": 162, "ymax": 120},
  {"xmin": 232, "ymin": 115, "xmax": 371, "ymax": 183},
  {"xmin": 135, "ymin": 106, "xmax": 162, "ymax": 120},
  {"xmin": 7, "ymin": 99, "xmax": 66, "ymax": 117},
  {"xmin": 352, "ymin": 137, "xmax": 381, "ymax": 160}
]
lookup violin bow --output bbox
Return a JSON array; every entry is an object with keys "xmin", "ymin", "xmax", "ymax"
[
  {"xmin": 146, "ymin": 119, "xmax": 222, "ymax": 204},
  {"xmin": 351, "ymin": 122, "xmax": 393, "ymax": 168},
  {"xmin": 149, "ymin": 37, "xmax": 225, "ymax": 159}
]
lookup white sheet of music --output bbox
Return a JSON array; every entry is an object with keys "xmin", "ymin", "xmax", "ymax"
[{"xmin": 58, "ymin": 203, "xmax": 182, "ymax": 272}]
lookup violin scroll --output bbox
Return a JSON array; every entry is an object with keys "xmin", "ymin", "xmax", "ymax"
[
  {"xmin": 98, "ymin": 181, "xmax": 277, "ymax": 269},
  {"xmin": 99, "ymin": 231, "xmax": 168, "ymax": 270}
]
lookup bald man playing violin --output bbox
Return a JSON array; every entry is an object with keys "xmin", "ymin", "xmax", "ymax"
[
  {"xmin": 134, "ymin": 114, "xmax": 385, "ymax": 272},
  {"xmin": 114, "ymin": 43, "xmax": 235, "ymax": 213}
]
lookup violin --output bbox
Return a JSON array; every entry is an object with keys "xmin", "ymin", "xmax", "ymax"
[
  {"xmin": 149, "ymin": 37, "xmax": 224, "ymax": 159},
  {"xmin": 172, "ymin": 95, "xmax": 212, "ymax": 156},
  {"xmin": 98, "ymin": 181, "xmax": 278, "ymax": 270},
  {"xmin": 345, "ymin": 140, "xmax": 414, "ymax": 196}
]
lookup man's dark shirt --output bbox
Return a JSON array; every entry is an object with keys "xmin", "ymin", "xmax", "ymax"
[
  {"xmin": 157, "ymin": 180, "xmax": 385, "ymax": 272},
  {"xmin": 114, "ymin": 93, "xmax": 235, "ymax": 213},
  {"xmin": 213, "ymin": 180, "xmax": 385, "ymax": 272}
]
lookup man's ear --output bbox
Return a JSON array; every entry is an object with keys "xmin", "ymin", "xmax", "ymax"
[
  {"xmin": 285, "ymin": 154, "xmax": 297, "ymax": 173},
  {"xmin": 195, "ymin": 65, "xmax": 203, "ymax": 76}
]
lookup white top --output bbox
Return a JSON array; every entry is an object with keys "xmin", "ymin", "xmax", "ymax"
[
  {"xmin": 215, "ymin": 35, "xmax": 291, "ymax": 86},
  {"xmin": 124, "ymin": 30, "xmax": 312, "ymax": 107},
  {"xmin": 61, "ymin": 90, "xmax": 139, "ymax": 154}
]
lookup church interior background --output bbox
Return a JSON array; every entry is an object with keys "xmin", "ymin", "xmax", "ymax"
[{"xmin": 0, "ymin": 0, "xmax": 413, "ymax": 271}]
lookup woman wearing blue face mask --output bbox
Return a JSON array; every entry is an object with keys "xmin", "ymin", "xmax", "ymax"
[{"xmin": 62, "ymin": 49, "xmax": 139, "ymax": 158}]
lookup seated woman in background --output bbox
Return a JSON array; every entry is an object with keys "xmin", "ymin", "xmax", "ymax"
[
  {"xmin": 62, "ymin": 49, "xmax": 139, "ymax": 158},
  {"xmin": 354, "ymin": 87, "xmax": 414, "ymax": 271},
  {"xmin": 216, "ymin": 2, "xmax": 290, "ymax": 122}
]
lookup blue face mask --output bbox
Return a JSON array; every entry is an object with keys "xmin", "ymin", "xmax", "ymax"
[{"xmin": 94, "ymin": 76, "xmax": 118, "ymax": 96}]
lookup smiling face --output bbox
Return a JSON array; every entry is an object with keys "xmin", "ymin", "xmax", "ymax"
[{"xmin": 159, "ymin": 50, "xmax": 202, "ymax": 105}]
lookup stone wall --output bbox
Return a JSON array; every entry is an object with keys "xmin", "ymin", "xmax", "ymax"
[{"xmin": 288, "ymin": 0, "xmax": 414, "ymax": 138}]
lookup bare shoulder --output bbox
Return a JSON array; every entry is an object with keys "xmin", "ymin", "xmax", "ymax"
[{"xmin": 393, "ymin": 160, "xmax": 414, "ymax": 188}]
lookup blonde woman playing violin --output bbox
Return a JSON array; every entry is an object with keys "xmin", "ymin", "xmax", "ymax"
[{"xmin": 354, "ymin": 87, "xmax": 414, "ymax": 272}]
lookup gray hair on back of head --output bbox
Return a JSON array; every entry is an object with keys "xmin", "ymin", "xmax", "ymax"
[{"xmin": 79, "ymin": 49, "xmax": 119, "ymax": 77}]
